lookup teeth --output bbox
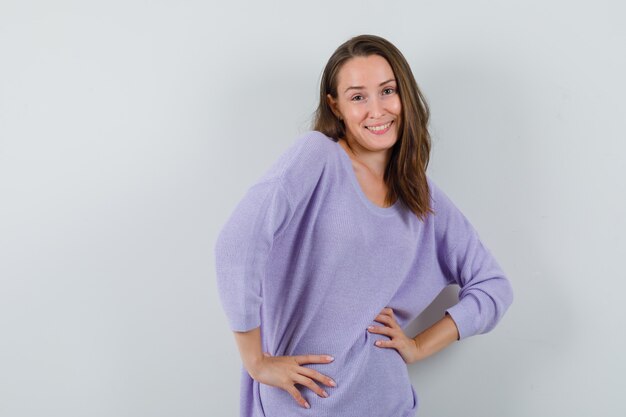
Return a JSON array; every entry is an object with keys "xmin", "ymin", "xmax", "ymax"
[{"xmin": 366, "ymin": 121, "xmax": 391, "ymax": 132}]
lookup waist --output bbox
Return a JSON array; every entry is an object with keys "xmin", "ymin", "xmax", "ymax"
[{"xmin": 259, "ymin": 331, "xmax": 417, "ymax": 417}]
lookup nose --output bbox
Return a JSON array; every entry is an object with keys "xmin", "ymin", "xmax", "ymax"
[{"xmin": 368, "ymin": 96, "xmax": 384, "ymax": 119}]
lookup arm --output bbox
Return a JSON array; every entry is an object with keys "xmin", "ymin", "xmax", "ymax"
[
  {"xmin": 233, "ymin": 326, "xmax": 264, "ymax": 378},
  {"xmin": 410, "ymin": 312, "xmax": 459, "ymax": 363},
  {"xmin": 214, "ymin": 178, "xmax": 294, "ymax": 332},
  {"xmin": 429, "ymin": 178, "xmax": 514, "ymax": 341},
  {"xmin": 372, "ymin": 180, "xmax": 512, "ymax": 363}
]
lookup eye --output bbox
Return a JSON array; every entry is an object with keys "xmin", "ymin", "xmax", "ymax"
[
  {"xmin": 382, "ymin": 87, "xmax": 396, "ymax": 95},
  {"xmin": 351, "ymin": 95, "xmax": 364, "ymax": 102}
]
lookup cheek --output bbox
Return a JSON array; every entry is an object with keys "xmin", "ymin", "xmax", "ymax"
[
  {"xmin": 391, "ymin": 97, "xmax": 402, "ymax": 116},
  {"xmin": 345, "ymin": 108, "xmax": 367, "ymax": 126}
]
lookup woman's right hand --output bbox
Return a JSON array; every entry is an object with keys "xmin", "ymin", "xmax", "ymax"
[{"xmin": 248, "ymin": 352, "xmax": 336, "ymax": 409}]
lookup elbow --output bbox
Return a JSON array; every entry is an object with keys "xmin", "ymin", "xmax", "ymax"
[
  {"xmin": 501, "ymin": 275, "xmax": 514, "ymax": 313},
  {"xmin": 486, "ymin": 275, "xmax": 514, "ymax": 334},
  {"xmin": 469, "ymin": 275, "xmax": 514, "ymax": 337}
]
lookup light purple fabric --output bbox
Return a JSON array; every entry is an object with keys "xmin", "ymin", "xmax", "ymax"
[{"xmin": 214, "ymin": 130, "xmax": 514, "ymax": 417}]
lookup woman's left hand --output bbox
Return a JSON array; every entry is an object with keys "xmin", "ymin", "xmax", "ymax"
[{"xmin": 367, "ymin": 307, "xmax": 421, "ymax": 365}]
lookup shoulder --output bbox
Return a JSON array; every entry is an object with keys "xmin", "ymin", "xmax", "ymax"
[
  {"xmin": 289, "ymin": 130, "xmax": 338, "ymax": 164},
  {"xmin": 426, "ymin": 175, "xmax": 478, "ymax": 249},
  {"xmin": 425, "ymin": 175, "xmax": 444, "ymax": 209},
  {"xmin": 256, "ymin": 130, "xmax": 337, "ymax": 203},
  {"xmin": 426, "ymin": 175, "xmax": 459, "ymax": 229},
  {"xmin": 257, "ymin": 130, "xmax": 336, "ymax": 182},
  {"xmin": 426, "ymin": 175, "xmax": 460, "ymax": 215}
]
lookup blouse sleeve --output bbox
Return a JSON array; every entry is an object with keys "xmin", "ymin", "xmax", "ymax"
[
  {"xmin": 214, "ymin": 178, "xmax": 294, "ymax": 332},
  {"xmin": 429, "ymin": 178, "xmax": 514, "ymax": 341}
]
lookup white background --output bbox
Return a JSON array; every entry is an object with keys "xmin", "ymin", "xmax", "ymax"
[{"xmin": 1, "ymin": 1, "xmax": 624, "ymax": 416}]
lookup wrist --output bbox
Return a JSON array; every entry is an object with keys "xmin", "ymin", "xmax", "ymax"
[
  {"xmin": 244, "ymin": 353, "xmax": 265, "ymax": 378},
  {"xmin": 411, "ymin": 334, "xmax": 426, "ymax": 364},
  {"xmin": 232, "ymin": 327, "xmax": 265, "ymax": 378},
  {"xmin": 411, "ymin": 313, "xmax": 459, "ymax": 363},
  {"xmin": 444, "ymin": 312, "xmax": 460, "ymax": 341}
]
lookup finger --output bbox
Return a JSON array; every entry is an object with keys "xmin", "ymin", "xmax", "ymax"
[
  {"xmin": 381, "ymin": 311, "xmax": 399, "ymax": 324},
  {"xmin": 299, "ymin": 365, "xmax": 337, "ymax": 388},
  {"xmin": 377, "ymin": 309, "xmax": 390, "ymax": 317},
  {"xmin": 374, "ymin": 338, "xmax": 395, "ymax": 348},
  {"xmin": 294, "ymin": 373, "xmax": 329, "ymax": 398},
  {"xmin": 379, "ymin": 307, "xmax": 394, "ymax": 316},
  {"xmin": 285, "ymin": 385, "xmax": 310, "ymax": 409},
  {"xmin": 367, "ymin": 325, "xmax": 392, "ymax": 336},
  {"xmin": 295, "ymin": 354, "xmax": 334, "ymax": 365},
  {"xmin": 374, "ymin": 314, "xmax": 398, "ymax": 328}
]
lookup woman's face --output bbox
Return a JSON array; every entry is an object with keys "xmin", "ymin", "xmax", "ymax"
[{"xmin": 327, "ymin": 54, "xmax": 402, "ymax": 151}]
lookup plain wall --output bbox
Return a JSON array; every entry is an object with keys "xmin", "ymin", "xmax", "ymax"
[{"xmin": 1, "ymin": 0, "xmax": 624, "ymax": 416}]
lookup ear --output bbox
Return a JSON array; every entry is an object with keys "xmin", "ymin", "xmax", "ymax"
[{"xmin": 326, "ymin": 94, "xmax": 341, "ymax": 119}]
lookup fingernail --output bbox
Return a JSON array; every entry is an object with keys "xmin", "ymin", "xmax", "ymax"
[
  {"xmin": 326, "ymin": 356, "xmax": 334, "ymax": 361},
  {"xmin": 322, "ymin": 390, "xmax": 329, "ymax": 398},
  {"xmin": 367, "ymin": 326, "xmax": 373, "ymax": 330},
  {"xmin": 304, "ymin": 401, "xmax": 310, "ymax": 408},
  {"xmin": 329, "ymin": 379, "xmax": 336, "ymax": 387}
]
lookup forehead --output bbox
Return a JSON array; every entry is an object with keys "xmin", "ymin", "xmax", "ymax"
[{"xmin": 336, "ymin": 55, "xmax": 395, "ymax": 87}]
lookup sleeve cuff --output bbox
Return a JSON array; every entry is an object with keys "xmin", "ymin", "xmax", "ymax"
[
  {"xmin": 227, "ymin": 311, "xmax": 261, "ymax": 333},
  {"xmin": 445, "ymin": 294, "xmax": 482, "ymax": 341}
]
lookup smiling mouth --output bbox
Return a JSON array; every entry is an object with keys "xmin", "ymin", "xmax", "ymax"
[{"xmin": 365, "ymin": 121, "xmax": 393, "ymax": 132}]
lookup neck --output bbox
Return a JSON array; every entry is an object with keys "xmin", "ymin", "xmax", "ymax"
[{"xmin": 339, "ymin": 137, "xmax": 390, "ymax": 179}]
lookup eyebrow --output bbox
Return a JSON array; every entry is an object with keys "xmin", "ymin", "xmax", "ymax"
[{"xmin": 344, "ymin": 78, "xmax": 396, "ymax": 94}]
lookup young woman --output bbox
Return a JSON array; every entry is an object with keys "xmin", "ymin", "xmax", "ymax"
[{"xmin": 215, "ymin": 34, "xmax": 514, "ymax": 417}]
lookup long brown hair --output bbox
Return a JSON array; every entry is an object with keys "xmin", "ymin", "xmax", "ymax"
[{"xmin": 312, "ymin": 34, "xmax": 434, "ymax": 221}]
